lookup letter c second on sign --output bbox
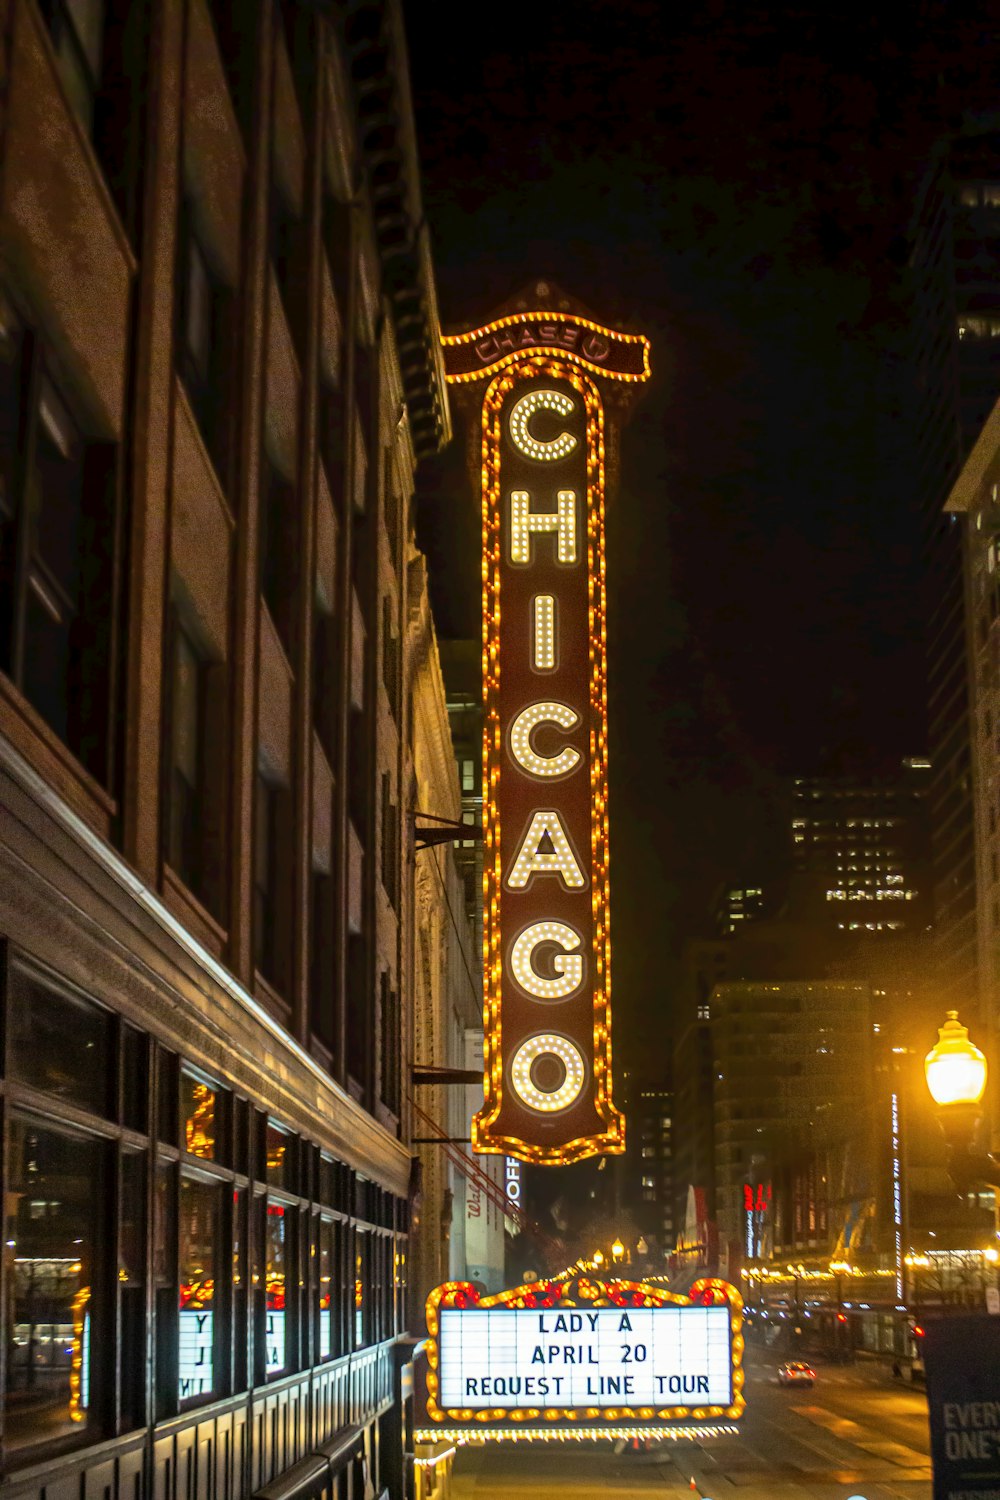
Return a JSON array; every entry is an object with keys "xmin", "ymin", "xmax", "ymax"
[{"xmin": 510, "ymin": 702, "xmax": 581, "ymax": 779}]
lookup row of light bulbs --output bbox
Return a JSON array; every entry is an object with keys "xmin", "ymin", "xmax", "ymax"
[{"xmin": 475, "ymin": 362, "xmax": 622, "ymax": 1160}]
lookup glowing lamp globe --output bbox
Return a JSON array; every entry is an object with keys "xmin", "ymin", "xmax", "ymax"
[
  {"xmin": 611, "ymin": 1238, "xmax": 625, "ymax": 1260},
  {"xmin": 925, "ymin": 1011, "xmax": 988, "ymax": 1107}
]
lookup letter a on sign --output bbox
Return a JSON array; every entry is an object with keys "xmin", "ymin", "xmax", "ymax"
[{"xmin": 441, "ymin": 287, "xmax": 650, "ymax": 1164}]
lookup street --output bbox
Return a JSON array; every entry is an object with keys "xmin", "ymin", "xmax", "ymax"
[{"xmin": 451, "ymin": 1349, "xmax": 932, "ymax": 1499}]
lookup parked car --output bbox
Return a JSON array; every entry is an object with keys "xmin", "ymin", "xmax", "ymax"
[{"xmin": 778, "ymin": 1361, "xmax": 816, "ymax": 1386}]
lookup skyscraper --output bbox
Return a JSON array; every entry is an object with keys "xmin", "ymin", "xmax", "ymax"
[
  {"xmin": 910, "ymin": 122, "xmax": 1000, "ymax": 1012},
  {"xmin": 789, "ymin": 761, "xmax": 932, "ymax": 942}
]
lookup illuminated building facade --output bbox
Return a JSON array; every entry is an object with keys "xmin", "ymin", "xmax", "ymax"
[
  {"xmin": 0, "ymin": 1, "xmax": 451, "ymax": 1496},
  {"xmin": 714, "ymin": 885, "xmax": 766, "ymax": 937},
  {"xmin": 945, "ymin": 396, "xmax": 1000, "ymax": 1151},
  {"xmin": 442, "ymin": 287, "xmax": 649, "ymax": 1164},
  {"xmin": 789, "ymin": 763, "xmax": 932, "ymax": 941},
  {"xmin": 708, "ymin": 981, "xmax": 875, "ymax": 1278},
  {"xmin": 909, "ymin": 123, "xmax": 1000, "ymax": 1015},
  {"xmin": 408, "ymin": 594, "xmax": 505, "ymax": 1311},
  {"xmin": 620, "ymin": 1079, "xmax": 675, "ymax": 1266}
]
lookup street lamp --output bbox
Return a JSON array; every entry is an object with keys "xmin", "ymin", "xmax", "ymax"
[
  {"xmin": 611, "ymin": 1238, "xmax": 625, "ymax": 1264},
  {"xmin": 593, "ymin": 1250, "xmax": 605, "ymax": 1268},
  {"xmin": 925, "ymin": 1012, "xmax": 1000, "ymax": 1190}
]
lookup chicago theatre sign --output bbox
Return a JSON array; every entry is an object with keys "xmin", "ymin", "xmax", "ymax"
[{"xmin": 442, "ymin": 289, "xmax": 650, "ymax": 1164}]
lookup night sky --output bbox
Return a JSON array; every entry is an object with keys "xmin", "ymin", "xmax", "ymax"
[{"xmin": 405, "ymin": 2, "xmax": 1000, "ymax": 1057}]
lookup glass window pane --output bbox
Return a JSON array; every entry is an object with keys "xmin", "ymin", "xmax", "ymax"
[
  {"xmin": 178, "ymin": 1175, "xmax": 219, "ymax": 1404},
  {"xmin": 265, "ymin": 1122, "xmax": 291, "ymax": 1189},
  {"xmin": 121, "ymin": 1025, "xmax": 148, "ymax": 1132},
  {"xmin": 172, "ymin": 628, "xmax": 200, "ymax": 788},
  {"xmin": 8, "ymin": 968, "xmax": 112, "ymax": 1117},
  {"xmin": 181, "ymin": 1073, "xmax": 216, "ymax": 1161},
  {"xmin": 4, "ymin": 1119, "xmax": 103, "ymax": 1450},
  {"xmin": 354, "ymin": 1237, "xmax": 364, "ymax": 1347},
  {"xmin": 319, "ymin": 1218, "xmax": 333, "ymax": 1360},
  {"xmin": 0, "ymin": 291, "xmax": 23, "ymax": 530},
  {"xmin": 32, "ymin": 375, "xmax": 84, "ymax": 607},
  {"xmin": 120, "ymin": 1151, "xmax": 146, "ymax": 1431},
  {"xmin": 64, "ymin": 0, "xmax": 104, "ymax": 77},
  {"xmin": 185, "ymin": 236, "xmax": 212, "ymax": 384},
  {"xmin": 265, "ymin": 1202, "xmax": 287, "ymax": 1376}
]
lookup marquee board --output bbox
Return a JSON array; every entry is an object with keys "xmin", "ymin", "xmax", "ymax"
[
  {"xmin": 442, "ymin": 292, "xmax": 650, "ymax": 1165},
  {"xmin": 418, "ymin": 1274, "xmax": 745, "ymax": 1441}
]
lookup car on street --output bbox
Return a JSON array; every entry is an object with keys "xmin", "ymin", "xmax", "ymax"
[{"xmin": 777, "ymin": 1361, "xmax": 816, "ymax": 1386}]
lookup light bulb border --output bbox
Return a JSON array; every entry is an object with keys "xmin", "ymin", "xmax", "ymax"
[{"xmin": 472, "ymin": 358, "xmax": 624, "ymax": 1165}]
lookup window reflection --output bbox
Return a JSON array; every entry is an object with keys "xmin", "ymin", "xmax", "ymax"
[
  {"xmin": 319, "ymin": 1218, "xmax": 333, "ymax": 1360},
  {"xmin": 179, "ymin": 1176, "xmax": 218, "ymax": 1404},
  {"xmin": 4, "ymin": 1119, "xmax": 101, "ymax": 1450},
  {"xmin": 265, "ymin": 1122, "xmax": 291, "ymax": 1189},
  {"xmin": 8, "ymin": 970, "xmax": 112, "ymax": 1118},
  {"xmin": 265, "ymin": 1202, "xmax": 287, "ymax": 1375},
  {"xmin": 182, "ymin": 1073, "xmax": 216, "ymax": 1160},
  {"xmin": 354, "ymin": 1239, "xmax": 364, "ymax": 1348}
]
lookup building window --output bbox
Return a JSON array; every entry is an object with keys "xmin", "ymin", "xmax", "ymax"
[
  {"xmin": 254, "ymin": 774, "xmax": 289, "ymax": 995},
  {"xmin": 182, "ymin": 1073, "xmax": 216, "ymax": 1161},
  {"xmin": 176, "ymin": 209, "xmax": 230, "ymax": 483},
  {"xmin": 259, "ymin": 452, "xmax": 297, "ymax": 657},
  {"xmin": 38, "ymin": 0, "xmax": 105, "ymax": 133},
  {"xmin": 7, "ymin": 968, "xmax": 113, "ymax": 1118},
  {"xmin": 178, "ymin": 1175, "xmax": 220, "ymax": 1405},
  {"xmin": 4, "ymin": 1118, "xmax": 104, "ymax": 1451},
  {"xmin": 379, "ymin": 974, "xmax": 399, "ymax": 1116},
  {"xmin": 264, "ymin": 1203, "xmax": 288, "ymax": 1377},
  {"xmin": 167, "ymin": 620, "xmax": 204, "ymax": 887},
  {"xmin": 269, "ymin": 161, "xmax": 301, "ymax": 344},
  {"xmin": 164, "ymin": 607, "xmax": 225, "ymax": 919},
  {"xmin": 0, "ymin": 297, "xmax": 117, "ymax": 783},
  {"xmin": 318, "ymin": 1217, "xmax": 334, "ymax": 1361},
  {"xmin": 312, "ymin": 602, "xmax": 337, "ymax": 764}
]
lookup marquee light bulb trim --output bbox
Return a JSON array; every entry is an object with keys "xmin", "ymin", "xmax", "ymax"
[
  {"xmin": 472, "ymin": 356, "xmax": 626, "ymax": 1164},
  {"xmin": 441, "ymin": 309, "xmax": 652, "ymax": 386},
  {"xmin": 423, "ymin": 1275, "xmax": 745, "ymax": 1429},
  {"xmin": 414, "ymin": 1426, "xmax": 741, "ymax": 1445}
]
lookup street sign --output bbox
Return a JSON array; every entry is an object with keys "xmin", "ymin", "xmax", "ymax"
[
  {"xmin": 421, "ymin": 1274, "xmax": 745, "ymax": 1438},
  {"xmin": 986, "ymin": 1286, "xmax": 1000, "ymax": 1316},
  {"xmin": 924, "ymin": 1315, "xmax": 1000, "ymax": 1500}
]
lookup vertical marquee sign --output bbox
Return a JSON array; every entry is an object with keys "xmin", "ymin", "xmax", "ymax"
[{"xmin": 442, "ymin": 292, "xmax": 650, "ymax": 1164}]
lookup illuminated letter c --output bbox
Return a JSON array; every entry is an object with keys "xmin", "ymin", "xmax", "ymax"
[
  {"xmin": 509, "ymin": 702, "xmax": 581, "ymax": 779},
  {"xmin": 508, "ymin": 389, "xmax": 578, "ymax": 462}
]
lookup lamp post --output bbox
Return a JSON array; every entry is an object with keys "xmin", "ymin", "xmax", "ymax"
[
  {"xmin": 611, "ymin": 1237, "xmax": 625, "ymax": 1267},
  {"xmin": 924, "ymin": 1012, "xmax": 1000, "ymax": 1190}
]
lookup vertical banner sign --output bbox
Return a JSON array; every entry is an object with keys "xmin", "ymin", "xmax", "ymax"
[
  {"xmin": 924, "ymin": 1316, "xmax": 1000, "ymax": 1500},
  {"xmin": 442, "ymin": 297, "xmax": 650, "ymax": 1163}
]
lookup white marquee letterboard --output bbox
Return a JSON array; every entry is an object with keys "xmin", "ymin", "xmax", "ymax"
[{"xmin": 437, "ymin": 1303, "xmax": 733, "ymax": 1411}]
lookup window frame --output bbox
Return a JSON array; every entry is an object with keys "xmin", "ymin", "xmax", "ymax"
[{"xmin": 0, "ymin": 292, "xmax": 120, "ymax": 787}]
